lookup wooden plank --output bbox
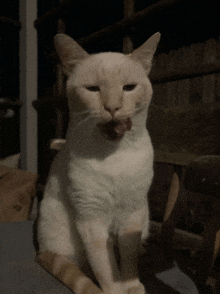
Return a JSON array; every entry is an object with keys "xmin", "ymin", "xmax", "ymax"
[
  {"xmin": 177, "ymin": 79, "xmax": 190, "ymax": 106},
  {"xmin": 151, "ymin": 83, "xmax": 168, "ymax": 106},
  {"xmin": 163, "ymin": 171, "xmax": 180, "ymax": 222},
  {"xmin": 215, "ymin": 73, "xmax": 220, "ymax": 101},
  {"xmin": 203, "ymin": 75, "xmax": 216, "ymax": 103},
  {"xmin": 0, "ymin": 16, "xmax": 21, "ymax": 29},
  {"xmin": 150, "ymin": 40, "xmax": 220, "ymax": 85},
  {"xmin": 78, "ymin": 0, "xmax": 185, "ymax": 47},
  {"xmin": 166, "ymin": 51, "xmax": 177, "ymax": 107},
  {"xmin": 189, "ymin": 76, "xmax": 203, "ymax": 104},
  {"xmin": 34, "ymin": 0, "xmax": 73, "ymax": 28},
  {"xmin": 212, "ymin": 230, "xmax": 220, "ymax": 268},
  {"xmin": 122, "ymin": 0, "xmax": 134, "ymax": 54},
  {"xmin": 166, "ymin": 81, "xmax": 178, "ymax": 107},
  {"xmin": 19, "ymin": 0, "xmax": 38, "ymax": 173},
  {"xmin": 150, "ymin": 221, "xmax": 203, "ymax": 250},
  {"xmin": 151, "ymin": 60, "xmax": 220, "ymax": 85},
  {"xmin": 147, "ymin": 103, "xmax": 220, "ymax": 165},
  {"xmin": 154, "ymin": 150, "xmax": 199, "ymax": 166},
  {"xmin": 188, "ymin": 42, "xmax": 203, "ymax": 104},
  {"xmin": 202, "ymin": 39, "xmax": 217, "ymax": 103}
]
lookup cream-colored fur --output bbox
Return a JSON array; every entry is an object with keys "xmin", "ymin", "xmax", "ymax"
[{"xmin": 37, "ymin": 32, "xmax": 160, "ymax": 294}]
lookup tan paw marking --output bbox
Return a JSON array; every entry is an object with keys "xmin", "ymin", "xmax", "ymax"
[{"xmin": 127, "ymin": 284, "xmax": 145, "ymax": 294}]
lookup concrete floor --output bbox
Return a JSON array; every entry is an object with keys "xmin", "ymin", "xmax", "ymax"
[{"xmin": 0, "ymin": 221, "xmax": 198, "ymax": 294}]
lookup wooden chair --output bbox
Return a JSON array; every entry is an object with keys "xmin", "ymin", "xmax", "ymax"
[
  {"xmin": 183, "ymin": 156, "xmax": 220, "ymax": 292},
  {"xmin": 145, "ymin": 156, "xmax": 220, "ymax": 293}
]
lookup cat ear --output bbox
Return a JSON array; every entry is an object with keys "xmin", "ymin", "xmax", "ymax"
[
  {"xmin": 131, "ymin": 32, "xmax": 161, "ymax": 74},
  {"xmin": 54, "ymin": 33, "xmax": 89, "ymax": 76}
]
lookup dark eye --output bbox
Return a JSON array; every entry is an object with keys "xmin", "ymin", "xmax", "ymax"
[
  {"xmin": 85, "ymin": 86, "xmax": 100, "ymax": 92},
  {"xmin": 123, "ymin": 84, "xmax": 137, "ymax": 91}
]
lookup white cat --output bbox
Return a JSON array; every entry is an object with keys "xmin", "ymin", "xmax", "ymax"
[{"xmin": 37, "ymin": 32, "xmax": 160, "ymax": 294}]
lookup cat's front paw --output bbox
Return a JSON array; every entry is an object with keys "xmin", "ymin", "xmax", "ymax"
[
  {"xmin": 124, "ymin": 280, "xmax": 145, "ymax": 294},
  {"xmin": 105, "ymin": 283, "xmax": 126, "ymax": 294},
  {"xmin": 126, "ymin": 284, "xmax": 145, "ymax": 294},
  {"xmin": 84, "ymin": 282, "xmax": 105, "ymax": 294}
]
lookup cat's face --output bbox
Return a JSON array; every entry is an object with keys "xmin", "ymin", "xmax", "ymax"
[
  {"xmin": 55, "ymin": 33, "xmax": 160, "ymax": 140},
  {"xmin": 67, "ymin": 52, "xmax": 152, "ymax": 121}
]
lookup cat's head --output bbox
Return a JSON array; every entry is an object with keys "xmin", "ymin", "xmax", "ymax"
[{"xmin": 54, "ymin": 33, "xmax": 160, "ymax": 140}]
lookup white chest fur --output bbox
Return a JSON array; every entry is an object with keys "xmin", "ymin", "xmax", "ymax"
[{"xmin": 62, "ymin": 124, "xmax": 153, "ymax": 222}]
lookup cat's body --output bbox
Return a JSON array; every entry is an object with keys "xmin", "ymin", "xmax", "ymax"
[{"xmin": 37, "ymin": 33, "xmax": 160, "ymax": 294}]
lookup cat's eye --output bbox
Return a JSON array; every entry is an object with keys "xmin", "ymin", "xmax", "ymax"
[
  {"xmin": 85, "ymin": 86, "xmax": 100, "ymax": 92},
  {"xmin": 123, "ymin": 84, "xmax": 137, "ymax": 91}
]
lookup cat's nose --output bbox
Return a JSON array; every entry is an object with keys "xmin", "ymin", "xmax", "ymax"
[{"xmin": 104, "ymin": 105, "xmax": 121, "ymax": 117}]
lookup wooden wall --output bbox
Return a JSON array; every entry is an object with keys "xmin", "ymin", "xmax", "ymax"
[{"xmin": 150, "ymin": 37, "xmax": 220, "ymax": 107}]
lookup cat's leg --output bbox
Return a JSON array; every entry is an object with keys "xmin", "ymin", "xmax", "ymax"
[
  {"xmin": 118, "ymin": 208, "xmax": 147, "ymax": 294},
  {"xmin": 36, "ymin": 251, "xmax": 104, "ymax": 294},
  {"xmin": 37, "ymin": 195, "xmax": 104, "ymax": 294},
  {"xmin": 76, "ymin": 219, "xmax": 126, "ymax": 294}
]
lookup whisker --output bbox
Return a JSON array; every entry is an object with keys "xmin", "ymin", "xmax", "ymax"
[
  {"xmin": 119, "ymin": 105, "xmax": 148, "ymax": 120},
  {"xmin": 78, "ymin": 115, "xmax": 92, "ymax": 126},
  {"xmin": 89, "ymin": 112, "xmax": 100, "ymax": 119}
]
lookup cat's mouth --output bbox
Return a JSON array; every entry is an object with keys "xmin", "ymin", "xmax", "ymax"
[{"xmin": 98, "ymin": 118, "xmax": 132, "ymax": 141}]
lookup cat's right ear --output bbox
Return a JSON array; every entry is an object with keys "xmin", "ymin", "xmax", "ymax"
[
  {"xmin": 54, "ymin": 33, "xmax": 89, "ymax": 76},
  {"xmin": 130, "ymin": 32, "xmax": 161, "ymax": 75}
]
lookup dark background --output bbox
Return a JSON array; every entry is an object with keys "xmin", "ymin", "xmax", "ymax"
[
  {"xmin": 1, "ymin": 0, "xmax": 220, "ymax": 96},
  {"xmin": 0, "ymin": 0, "xmax": 220, "ymax": 161}
]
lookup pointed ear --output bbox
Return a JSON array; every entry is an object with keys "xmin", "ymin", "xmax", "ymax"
[
  {"xmin": 131, "ymin": 32, "xmax": 161, "ymax": 74},
  {"xmin": 54, "ymin": 33, "xmax": 89, "ymax": 76}
]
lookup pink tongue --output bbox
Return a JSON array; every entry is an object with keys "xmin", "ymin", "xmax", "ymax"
[{"xmin": 114, "ymin": 118, "xmax": 132, "ymax": 135}]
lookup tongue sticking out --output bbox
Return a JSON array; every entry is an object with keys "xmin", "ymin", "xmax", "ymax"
[
  {"xmin": 98, "ymin": 118, "xmax": 132, "ymax": 141},
  {"xmin": 114, "ymin": 118, "xmax": 132, "ymax": 136}
]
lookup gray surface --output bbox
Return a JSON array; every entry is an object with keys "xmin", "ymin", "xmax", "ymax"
[
  {"xmin": 156, "ymin": 262, "xmax": 199, "ymax": 294},
  {"xmin": 0, "ymin": 221, "xmax": 71, "ymax": 294},
  {"xmin": 0, "ymin": 221, "xmax": 198, "ymax": 294}
]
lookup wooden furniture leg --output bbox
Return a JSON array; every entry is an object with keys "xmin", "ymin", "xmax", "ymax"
[
  {"xmin": 195, "ymin": 203, "xmax": 220, "ymax": 285},
  {"xmin": 160, "ymin": 165, "xmax": 184, "ymax": 261}
]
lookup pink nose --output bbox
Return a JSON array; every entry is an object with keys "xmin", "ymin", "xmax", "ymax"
[{"xmin": 104, "ymin": 105, "xmax": 121, "ymax": 117}]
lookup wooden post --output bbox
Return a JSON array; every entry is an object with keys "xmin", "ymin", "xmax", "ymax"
[
  {"xmin": 19, "ymin": 0, "xmax": 38, "ymax": 173},
  {"xmin": 55, "ymin": 4, "xmax": 66, "ymax": 138},
  {"xmin": 123, "ymin": 0, "xmax": 134, "ymax": 54},
  {"xmin": 163, "ymin": 170, "xmax": 180, "ymax": 222},
  {"xmin": 160, "ymin": 165, "xmax": 183, "ymax": 261},
  {"xmin": 212, "ymin": 229, "xmax": 220, "ymax": 268}
]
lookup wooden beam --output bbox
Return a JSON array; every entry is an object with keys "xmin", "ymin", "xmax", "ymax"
[
  {"xmin": 147, "ymin": 103, "xmax": 220, "ymax": 165},
  {"xmin": 34, "ymin": 0, "xmax": 73, "ymax": 28},
  {"xmin": 19, "ymin": 0, "xmax": 38, "ymax": 173},
  {"xmin": 150, "ymin": 221, "xmax": 203, "ymax": 250},
  {"xmin": 150, "ymin": 61, "xmax": 220, "ymax": 84},
  {"xmin": 35, "ymin": 0, "xmax": 184, "ymax": 46},
  {"xmin": 78, "ymin": 0, "xmax": 185, "ymax": 47},
  {"xmin": 0, "ymin": 16, "xmax": 21, "ymax": 29}
]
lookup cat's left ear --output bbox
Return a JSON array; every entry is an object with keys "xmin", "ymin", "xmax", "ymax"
[
  {"xmin": 54, "ymin": 33, "xmax": 89, "ymax": 76},
  {"xmin": 130, "ymin": 32, "xmax": 161, "ymax": 74}
]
